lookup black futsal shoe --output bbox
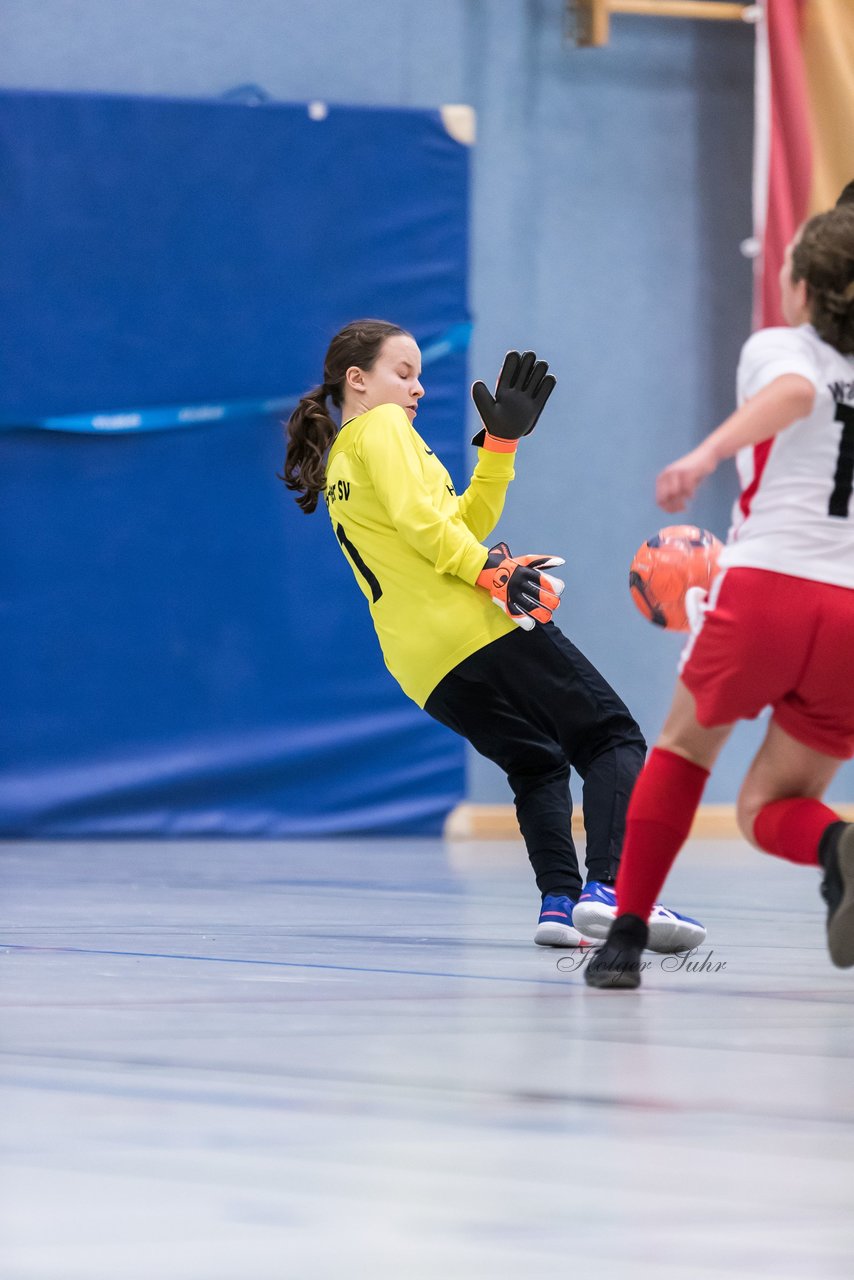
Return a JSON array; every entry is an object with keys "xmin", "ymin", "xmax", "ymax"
[
  {"xmin": 819, "ymin": 822, "xmax": 854, "ymax": 968},
  {"xmin": 584, "ymin": 914, "xmax": 649, "ymax": 989}
]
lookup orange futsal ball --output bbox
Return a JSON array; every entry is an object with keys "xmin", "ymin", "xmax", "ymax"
[{"xmin": 629, "ymin": 525, "xmax": 723, "ymax": 632}]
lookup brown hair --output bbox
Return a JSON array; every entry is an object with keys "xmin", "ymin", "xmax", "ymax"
[
  {"xmin": 791, "ymin": 205, "xmax": 854, "ymax": 355},
  {"xmin": 282, "ymin": 319, "xmax": 410, "ymax": 513},
  {"xmin": 836, "ymin": 179, "xmax": 854, "ymax": 209}
]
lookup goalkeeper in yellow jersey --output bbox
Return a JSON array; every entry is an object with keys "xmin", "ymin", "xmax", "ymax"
[{"xmin": 283, "ymin": 319, "xmax": 703, "ymax": 953}]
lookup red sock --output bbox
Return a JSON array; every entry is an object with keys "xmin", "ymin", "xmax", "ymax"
[
  {"xmin": 615, "ymin": 748, "xmax": 710, "ymax": 920},
  {"xmin": 753, "ymin": 797, "xmax": 840, "ymax": 866}
]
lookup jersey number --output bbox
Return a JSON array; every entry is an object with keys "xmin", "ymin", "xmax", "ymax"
[
  {"xmin": 830, "ymin": 404, "xmax": 854, "ymax": 519},
  {"xmin": 336, "ymin": 523, "xmax": 383, "ymax": 603}
]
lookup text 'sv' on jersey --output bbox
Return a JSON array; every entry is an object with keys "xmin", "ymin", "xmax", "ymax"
[
  {"xmin": 324, "ymin": 402, "xmax": 519, "ymax": 706},
  {"xmin": 720, "ymin": 324, "xmax": 854, "ymax": 590}
]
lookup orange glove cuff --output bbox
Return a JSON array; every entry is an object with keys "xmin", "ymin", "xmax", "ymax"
[{"xmin": 482, "ymin": 433, "xmax": 518, "ymax": 454}]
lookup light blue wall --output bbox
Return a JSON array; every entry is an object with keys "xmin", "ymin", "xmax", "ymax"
[{"xmin": 4, "ymin": 0, "xmax": 851, "ymax": 804}]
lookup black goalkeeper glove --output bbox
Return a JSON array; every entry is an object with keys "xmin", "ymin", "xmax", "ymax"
[{"xmin": 471, "ymin": 350, "xmax": 557, "ymax": 447}]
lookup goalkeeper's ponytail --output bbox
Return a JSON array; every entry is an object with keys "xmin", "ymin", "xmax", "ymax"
[
  {"xmin": 283, "ymin": 385, "xmax": 338, "ymax": 514},
  {"xmin": 282, "ymin": 318, "xmax": 409, "ymax": 514}
]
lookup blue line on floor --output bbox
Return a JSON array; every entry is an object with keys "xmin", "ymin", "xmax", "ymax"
[
  {"xmin": 0, "ymin": 941, "xmax": 570, "ymax": 986},
  {"xmin": 5, "ymin": 942, "xmax": 853, "ymax": 1005}
]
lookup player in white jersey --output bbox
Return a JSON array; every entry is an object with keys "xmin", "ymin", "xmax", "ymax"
[
  {"xmin": 583, "ymin": 202, "xmax": 854, "ymax": 988},
  {"xmin": 721, "ymin": 322, "xmax": 854, "ymax": 585}
]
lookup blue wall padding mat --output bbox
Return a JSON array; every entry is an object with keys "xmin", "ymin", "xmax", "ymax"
[{"xmin": 0, "ymin": 89, "xmax": 472, "ymax": 836}]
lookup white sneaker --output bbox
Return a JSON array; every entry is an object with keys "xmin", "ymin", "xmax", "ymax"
[{"xmin": 572, "ymin": 881, "xmax": 706, "ymax": 953}]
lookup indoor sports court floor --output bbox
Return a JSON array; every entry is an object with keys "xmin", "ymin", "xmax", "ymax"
[{"xmin": 2, "ymin": 835, "xmax": 853, "ymax": 1279}]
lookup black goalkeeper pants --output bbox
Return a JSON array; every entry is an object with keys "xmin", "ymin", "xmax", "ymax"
[{"xmin": 424, "ymin": 622, "xmax": 646, "ymax": 900}]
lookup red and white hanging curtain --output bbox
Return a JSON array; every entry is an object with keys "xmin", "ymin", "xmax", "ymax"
[{"xmin": 752, "ymin": 0, "xmax": 854, "ymax": 328}]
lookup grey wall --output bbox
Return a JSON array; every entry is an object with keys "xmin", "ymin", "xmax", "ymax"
[{"xmin": 5, "ymin": 0, "xmax": 852, "ymax": 803}]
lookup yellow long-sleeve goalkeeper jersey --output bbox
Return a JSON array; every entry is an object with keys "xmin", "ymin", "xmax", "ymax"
[{"xmin": 324, "ymin": 402, "xmax": 517, "ymax": 706}]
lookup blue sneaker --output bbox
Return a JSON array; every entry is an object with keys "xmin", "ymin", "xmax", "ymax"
[
  {"xmin": 535, "ymin": 894, "xmax": 593, "ymax": 948},
  {"xmin": 572, "ymin": 881, "xmax": 706, "ymax": 954}
]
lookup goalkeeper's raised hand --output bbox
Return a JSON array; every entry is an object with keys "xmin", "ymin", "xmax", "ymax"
[
  {"xmin": 471, "ymin": 350, "xmax": 557, "ymax": 448},
  {"xmin": 476, "ymin": 541, "xmax": 565, "ymax": 630}
]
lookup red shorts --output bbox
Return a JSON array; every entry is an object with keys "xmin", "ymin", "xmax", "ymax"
[{"xmin": 680, "ymin": 567, "xmax": 854, "ymax": 759}]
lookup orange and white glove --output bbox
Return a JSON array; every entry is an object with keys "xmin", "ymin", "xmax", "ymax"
[{"xmin": 476, "ymin": 541, "xmax": 565, "ymax": 631}]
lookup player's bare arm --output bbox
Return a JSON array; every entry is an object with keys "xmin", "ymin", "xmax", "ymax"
[{"xmin": 657, "ymin": 374, "xmax": 817, "ymax": 513}]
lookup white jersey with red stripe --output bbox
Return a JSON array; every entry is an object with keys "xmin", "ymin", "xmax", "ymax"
[{"xmin": 719, "ymin": 324, "xmax": 854, "ymax": 589}]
